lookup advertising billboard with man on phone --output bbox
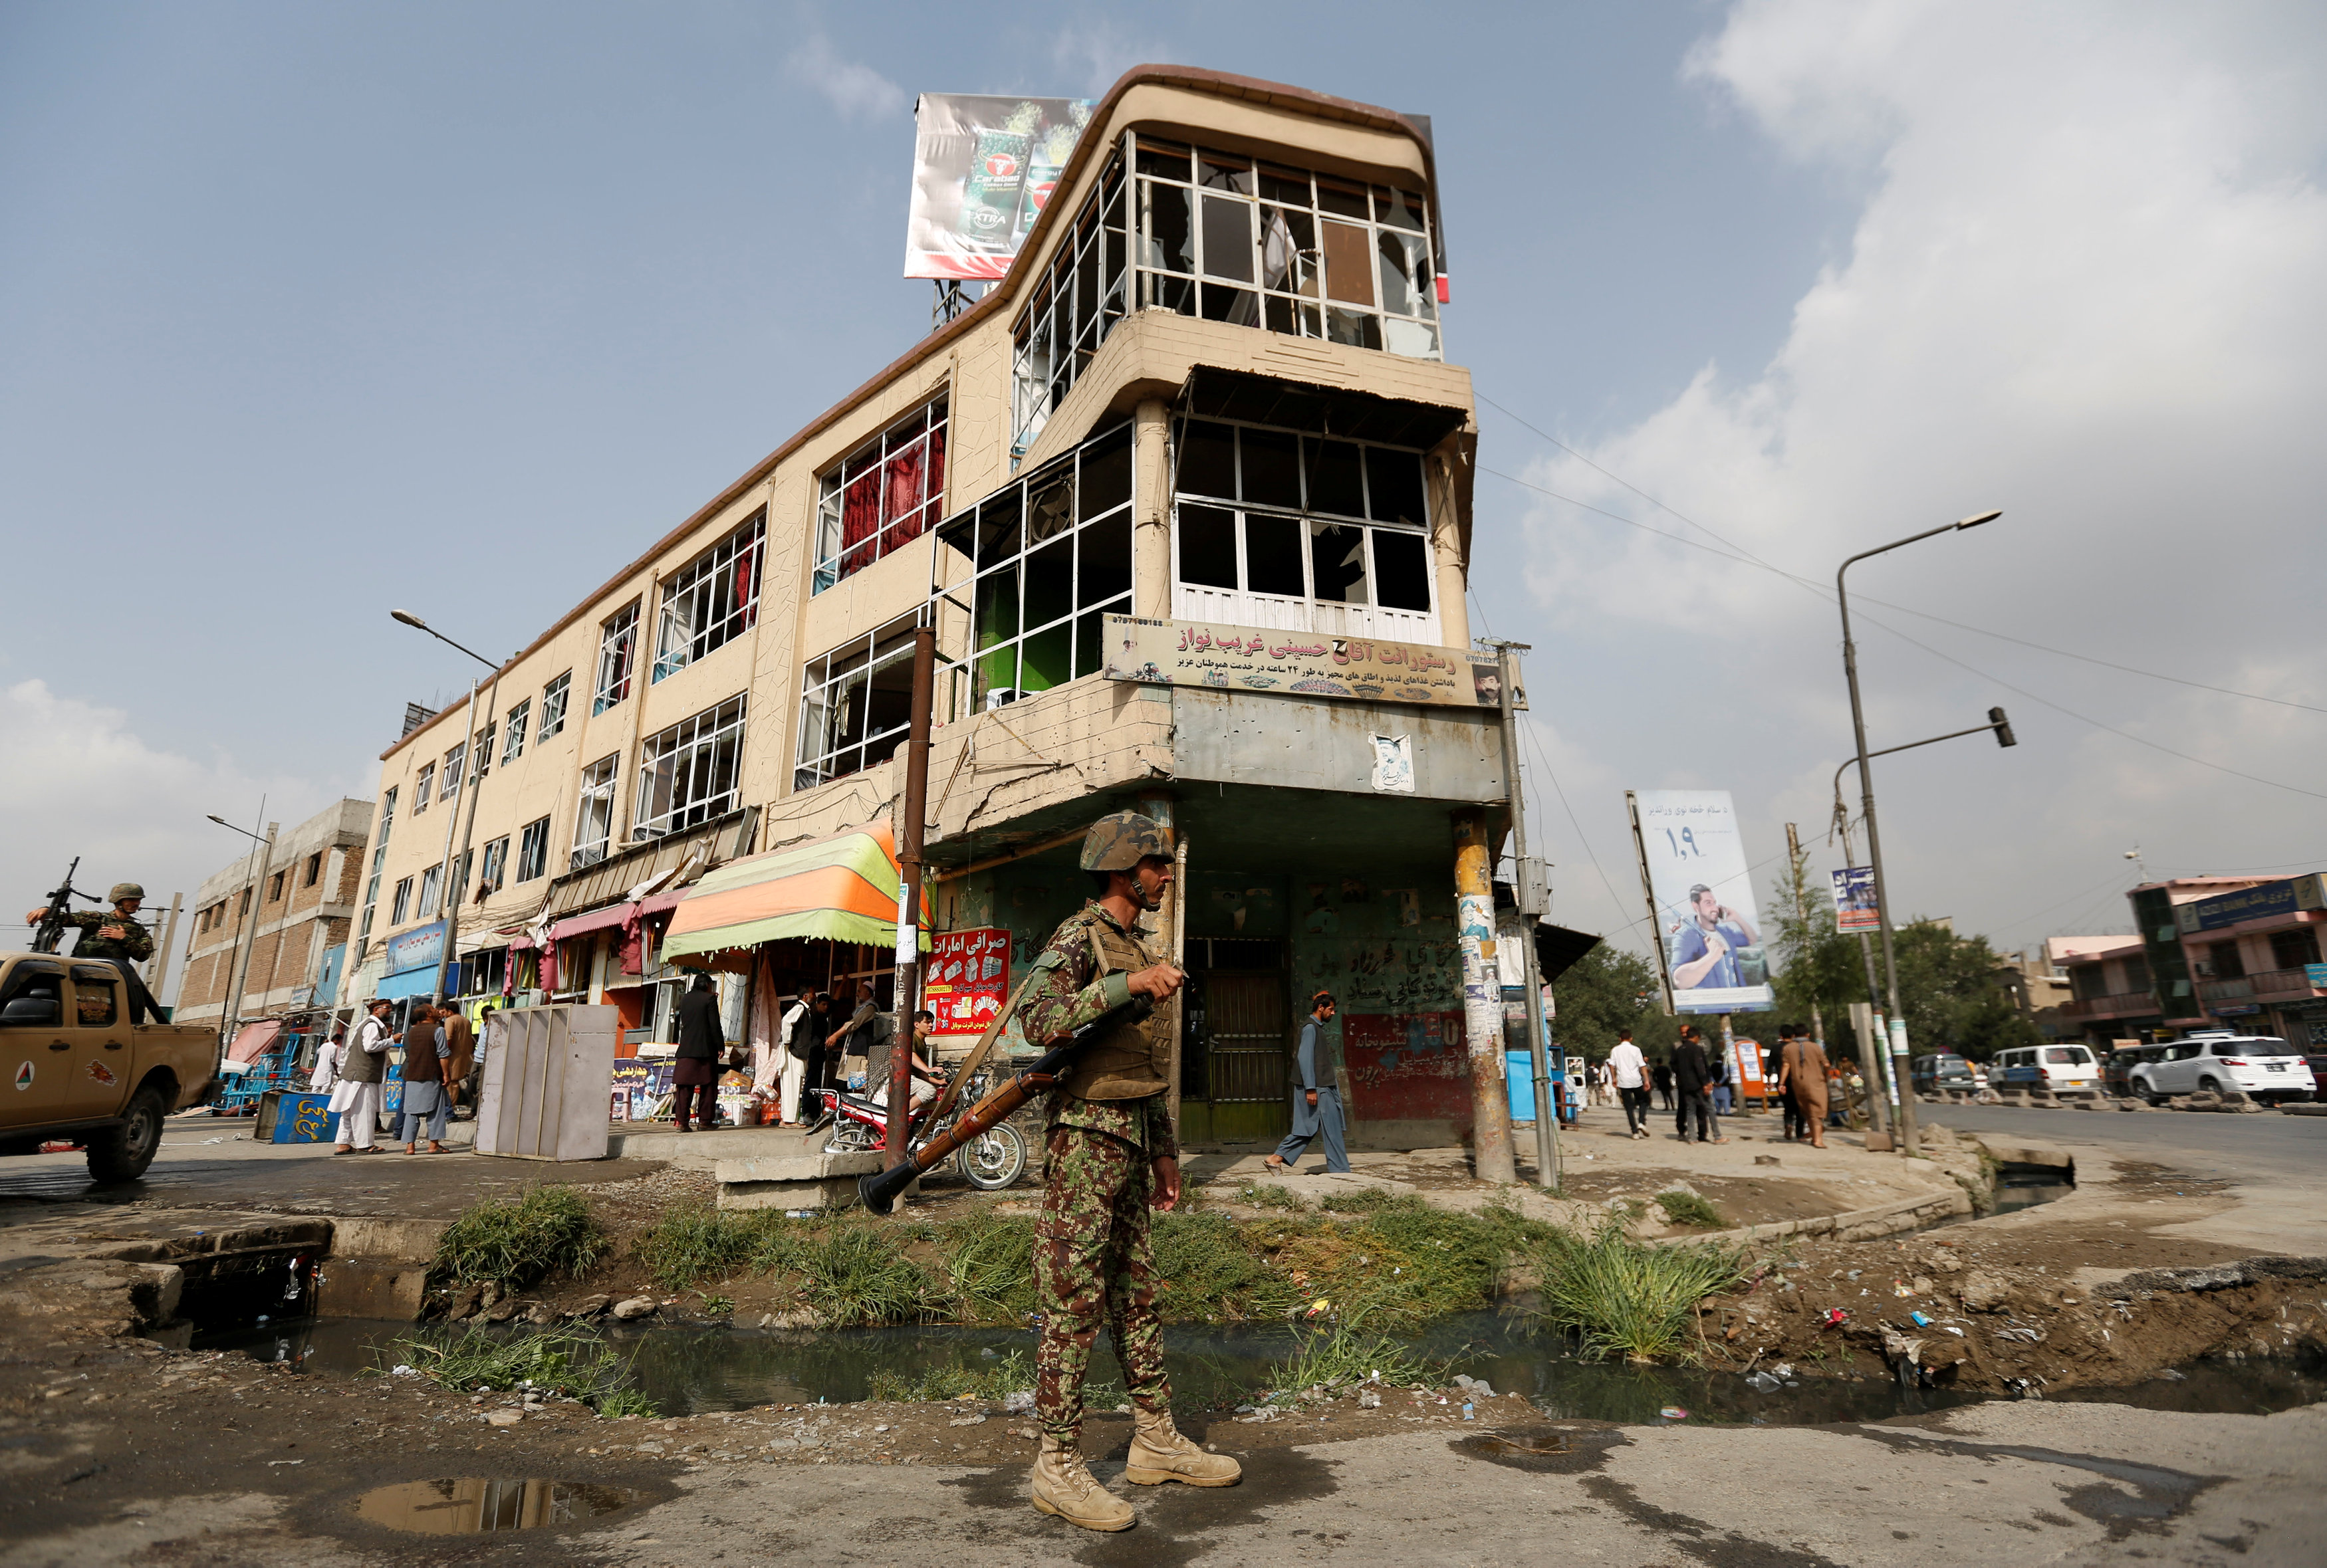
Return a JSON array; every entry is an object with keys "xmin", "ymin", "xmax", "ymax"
[{"xmin": 1628, "ymin": 790, "xmax": 1775, "ymax": 1014}]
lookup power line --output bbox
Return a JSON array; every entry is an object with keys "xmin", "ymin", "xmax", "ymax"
[
  {"xmin": 1515, "ymin": 714, "xmax": 1640, "ymax": 952},
  {"xmin": 1479, "ymin": 464, "xmax": 2327, "ymax": 802},
  {"xmin": 1477, "ymin": 396, "xmax": 2324, "ymax": 717}
]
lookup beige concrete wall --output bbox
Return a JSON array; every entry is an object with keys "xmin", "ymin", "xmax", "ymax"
[{"xmin": 357, "ymin": 70, "xmax": 1469, "ymax": 958}]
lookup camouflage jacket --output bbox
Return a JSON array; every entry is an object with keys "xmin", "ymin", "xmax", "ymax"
[
  {"xmin": 1019, "ymin": 902, "xmax": 1177, "ymax": 1160},
  {"xmin": 60, "ymin": 909, "xmax": 152, "ymax": 964}
]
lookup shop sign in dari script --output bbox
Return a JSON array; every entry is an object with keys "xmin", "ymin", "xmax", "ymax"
[{"xmin": 1101, "ymin": 615, "xmax": 1518, "ymax": 709}]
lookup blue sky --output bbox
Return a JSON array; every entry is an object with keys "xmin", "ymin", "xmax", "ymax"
[{"xmin": 5, "ymin": 1, "xmax": 2324, "ymax": 976}]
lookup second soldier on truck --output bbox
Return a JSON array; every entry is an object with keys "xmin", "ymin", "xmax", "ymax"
[{"xmin": 1018, "ymin": 810, "xmax": 1241, "ymax": 1531}]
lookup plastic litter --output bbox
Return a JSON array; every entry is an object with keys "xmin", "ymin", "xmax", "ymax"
[
  {"xmin": 1909, "ymin": 1311, "xmax": 1933, "ymax": 1327},
  {"xmin": 1659, "ymin": 1406, "xmax": 1690, "ymax": 1420},
  {"xmin": 1824, "ymin": 1308, "xmax": 1850, "ymax": 1325},
  {"xmin": 1745, "ymin": 1371, "xmax": 1781, "ymax": 1393},
  {"xmin": 1461, "ymin": 1402, "xmax": 1474, "ymax": 1420}
]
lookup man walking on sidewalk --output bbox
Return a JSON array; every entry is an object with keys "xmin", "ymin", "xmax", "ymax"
[
  {"xmin": 1608, "ymin": 1028, "xmax": 1651, "ymax": 1139},
  {"xmin": 1266, "ymin": 992, "xmax": 1348, "ymax": 1174},
  {"xmin": 1778, "ymin": 1026, "xmax": 1832, "ymax": 1149},
  {"xmin": 1672, "ymin": 1024, "xmax": 1725, "ymax": 1144},
  {"xmin": 331, "ymin": 998, "xmax": 394, "ymax": 1155}
]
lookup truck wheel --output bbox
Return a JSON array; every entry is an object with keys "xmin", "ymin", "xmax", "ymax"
[{"xmin": 86, "ymin": 1086, "xmax": 166, "ymax": 1184}]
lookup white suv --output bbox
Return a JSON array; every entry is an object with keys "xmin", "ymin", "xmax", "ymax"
[{"xmin": 2128, "ymin": 1033, "xmax": 2312, "ymax": 1105}]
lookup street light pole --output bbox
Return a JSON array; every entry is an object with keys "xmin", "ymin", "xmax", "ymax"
[
  {"xmin": 392, "ymin": 611, "xmax": 504, "ymax": 1010},
  {"xmin": 1836, "ymin": 510, "xmax": 1999, "ymax": 1160},
  {"xmin": 207, "ymin": 808, "xmax": 277, "ymax": 1046}
]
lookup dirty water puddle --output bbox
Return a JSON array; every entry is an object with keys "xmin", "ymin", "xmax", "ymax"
[{"xmin": 354, "ymin": 1477, "xmax": 641, "ymax": 1534}]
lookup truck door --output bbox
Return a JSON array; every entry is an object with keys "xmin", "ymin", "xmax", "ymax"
[
  {"xmin": 68, "ymin": 964, "xmax": 134, "ymax": 1116},
  {"xmin": 0, "ymin": 960, "xmax": 72, "ymax": 1123}
]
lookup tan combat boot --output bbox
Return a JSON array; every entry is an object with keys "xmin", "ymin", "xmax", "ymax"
[
  {"xmin": 1125, "ymin": 1406, "xmax": 1242, "ymax": 1487},
  {"xmin": 1031, "ymin": 1434, "xmax": 1135, "ymax": 1531}
]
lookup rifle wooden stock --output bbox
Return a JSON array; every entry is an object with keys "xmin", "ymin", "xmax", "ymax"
[{"xmin": 858, "ymin": 994, "xmax": 1154, "ymax": 1216}]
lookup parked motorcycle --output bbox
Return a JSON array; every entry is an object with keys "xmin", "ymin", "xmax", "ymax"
[{"xmin": 806, "ymin": 1065, "xmax": 1029, "ymax": 1191}]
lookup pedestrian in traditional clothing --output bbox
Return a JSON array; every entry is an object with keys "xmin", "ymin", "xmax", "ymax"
[
  {"xmin": 778, "ymin": 991, "xmax": 826, "ymax": 1125},
  {"xmin": 672, "ymin": 972, "xmax": 725, "ymax": 1133},
  {"xmin": 1778, "ymin": 1028, "xmax": 1832, "ymax": 1149},
  {"xmin": 440, "ymin": 1005, "xmax": 477, "ymax": 1118},
  {"xmin": 331, "ymin": 999, "xmax": 393, "ymax": 1155},
  {"xmin": 398, "ymin": 1005, "xmax": 451, "ymax": 1153},
  {"xmin": 1265, "ymin": 992, "xmax": 1348, "ymax": 1174},
  {"xmin": 308, "ymin": 1026, "xmax": 344, "ymax": 1095}
]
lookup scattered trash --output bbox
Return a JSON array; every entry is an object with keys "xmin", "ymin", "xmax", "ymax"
[
  {"xmin": 1358, "ymin": 1391, "xmax": 1381, "ymax": 1409},
  {"xmin": 1002, "ymin": 1391, "xmax": 1035, "ymax": 1414},
  {"xmin": 1461, "ymin": 1402, "xmax": 1474, "ymax": 1420},
  {"xmin": 2159, "ymin": 1367, "xmax": 2188, "ymax": 1381},
  {"xmin": 390, "ymin": 1365, "xmax": 417, "ymax": 1377},
  {"xmin": 1943, "ymin": 1327, "xmax": 1965, "ymax": 1337},
  {"xmin": 1659, "ymin": 1406, "xmax": 1689, "ymax": 1421},
  {"xmin": 1745, "ymin": 1371, "xmax": 1782, "ymax": 1393},
  {"xmin": 1909, "ymin": 1311, "xmax": 1933, "ymax": 1327},
  {"xmin": 1305, "ymin": 1298, "xmax": 1332, "ymax": 1318},
  {"xmin": 1452, "ymin": 1374, "xmax": 1497, "ymax": 1399},
  {"xmin": 265, "ymin": 1459, "xmax": 304, "ymax": 1466},
  {"xmin": 1893, "ymin": 1282, "xmax": 1914, "ymax": 1297},
  {"xmin": 1823, "ymin": 1309, "xmax": 1850, "ymax": 1326},
  {"xmin": 1770, "ymin": 1363, "xmax": 1794, "ymax": 1379}
]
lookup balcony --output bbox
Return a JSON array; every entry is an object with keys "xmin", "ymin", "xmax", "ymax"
[
  {"xmin": 2202, "ymin": 968, "xmax": 2324, "ymax": 1006},
  {"xmin": 2061, "ymin": 990, "xmax": 2157, "ymax": 1020}
]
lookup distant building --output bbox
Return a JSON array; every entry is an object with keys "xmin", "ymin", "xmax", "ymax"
[
  {"xmin": 2048, "ymin": 935, "xmax": 2154, "ymax": 1045},
  {"xmin": 2164, "ymin": 873, "xmax": 2327, "ymax": 1046},
  {"xmin": 175, "ymin": 799, "xmax": 372, "ymax": 1032},
  {"xmin": 1996, "ymin": 946, "xmax": 2074, "ymax": 1038}
]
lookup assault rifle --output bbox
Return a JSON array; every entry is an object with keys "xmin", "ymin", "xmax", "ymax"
[
  {"xmin": 858, "ymin": 992, "xmax": 1158, "ymax": 1216},
  {"xmin": 31, "ymin": 857, "xmax": 98, "ymax": 955}
]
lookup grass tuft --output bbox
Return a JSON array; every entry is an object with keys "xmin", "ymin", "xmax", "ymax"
[
  {"xmin": 934, "ymin": 1208, "xmax": 1041, "ymax": 1324},
  {"xmin": 1653, "ymin": 1190, "xmax": 1725, "ymax": 1229},
  {"xmin": 1529, "ymin": 1218, "xmax": 1749, "ymax": 1364},
  {"xmin": 433, "ymin": 1187, "xmax": 606, "ymax": 1291},
  {"xmin": 1236, "ymin": 1182, "xmax": 1310, "ymax": 1211},
  {"xmin": 634, "ymin": 1206, "xmax": 761, "ymax": 1291},
  {"xmin": 1262, "ymin": 1325, "xmax": 1441, "ymax": 1404},
  {"xmin": 791, "ymin": 1220, "xmax": 943, "ymax": 1327},
  {"xmin": 377, "ymin": 1325, "xmax": 656, "ymax": 1417},
  {"xmin": 866, "ymin": 1348, "xmax": 1035, "ymax": 1403}
]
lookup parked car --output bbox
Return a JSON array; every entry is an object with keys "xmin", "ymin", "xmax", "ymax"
[
  {"xmin": 1989, "ymin": 1043, "xmax": 2103, "ymax": 1095},
  {"xmin": 1911, "ymin": 1053, "xmax": 1979, "ymax": 1093},
  {"xmin": 2128, "ymin": 1032, "xmax": 2314, "ymax": 1105},
  {"xmin": 2102, "ymin": 1043, "xmax": 2162, "ymax": 1098}
]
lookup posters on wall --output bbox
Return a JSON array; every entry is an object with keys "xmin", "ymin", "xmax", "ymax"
[
  {"xmin": 1102, "ymin": 616, "xmax": 1517, "ymax": 709},
  {"xmin": 904, "ymin": 94, "xmax": 1093, "ymax": 280},
  {"xmin": 1628, "ymin": 790, "xmax": 1775, "ymax": 1014},
  {"xmin": 925, "ymin": 927, "xmax": 1010, "ymax": 1038},
  {"xmin": 1832, "ymin": 866, "xmax": 1880, "ymax": 933}
]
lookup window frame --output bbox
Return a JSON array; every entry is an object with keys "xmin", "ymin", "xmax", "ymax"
[
  {"xmin": 515, "ymin": 816, "xmax": 551, "ymax": 883},
  {"xmin": 654, "ymin": 511, "xmax": 767, "ymax": 679},
  {"xmin": 571, "ymin": 753, "xmax": 618, "ymax": 870},
  {"xmin": 416, "ymin": 862, "xmax": 443, "ymax": 919},
  {"xmin": 390, "ymin": 875, "xmax": 415, "ymax": 926},
  {"xmin": 633, "ymin": 695, "xmax": 747, "ymax": 841},
  {"xmin": 539, "ymin": 673, "xmax": 571, "ymax": 740},
  {"xmin": 502, "ymin": 699, "xmax": 530, "ymax": 764},
  {"xmin": 414, "ymin": 763, "xmax": 433, "ymax": 812},
  {"xmin": 440, "ymin": 741, "xmax": 465, "ymax": 803},
  {"xmin": 795, "ymin": 615, "xmax": 924, "ymax": 791},
  {"xmin": 813, "ymin": 401, "xmax": 949, "ymax": 593},
  {"xmin": 593, "ymin": 604, "xmax": 640, "ymax": 716}
]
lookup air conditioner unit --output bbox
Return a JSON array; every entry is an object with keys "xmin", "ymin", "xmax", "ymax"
[{"xmin": 985, "ymin": 689, "xmax": 1025, "ymax": 711}]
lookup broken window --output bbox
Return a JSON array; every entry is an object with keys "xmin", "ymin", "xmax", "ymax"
[
  {"xmin": 441, "ymin": 741, "xmax": 465, "ymax": 803},
  {"xmin": 1168, "ymin": 416, "xmax": 1436, "ymax": 635},
  {"xmin": 477, "ymin": 836, "xmax": 509, "ymax": 899},
  {"xmin": 516, "ymin": 817, "xmax": 550, "ymax": 883},
  {"xmin": 927, "ymin": 423, "xmax": 1136, "ymax": 722},
  {"xmin": 416, "ymin": 862, "xmax": 443, "ymax": 920},
  {"xmin": 796, "ymin": 616, "xmax": 920, "ymax": 790},
  {"xmin": 539, "ymin": 672, "xmax": 570, "ymax": 740},
  {"xmin": 593, "ymin": 604, "xmax": 638, "ymax": 715},
  {"xmin": 656, "ymin": 510, "xmax": 765, "ymax": 678},
  {"xmin": 414, "ymin": 763, "xmax": 433, "ymax": 813},
  {"xmin": 502, "ymin": 699, "xmax": 529, "ymax": 764},
  {"xmin": 1012, "ymin": 138, "xmax": 1439, "ymax": 454},
  {"xmin": 570, "ymin": 754, "xmax": 617, "ymax": 870},
  {"xmin": 814, "ymin": 401, "xmax": 947, "ymax": 593},
  {"xmin": 635, "ymin": 695, "xmax": 745, "ymax": 840},
  {"xmin": 390, "ymin": 876, "xmax": 414, "ymax": 925}
]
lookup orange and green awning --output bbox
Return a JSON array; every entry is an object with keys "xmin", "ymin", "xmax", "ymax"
[{"xmin": 659, "ymin": 819, "xmax": 931, "ymax": 962}]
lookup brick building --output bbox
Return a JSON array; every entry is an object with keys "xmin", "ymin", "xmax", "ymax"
[{"xmin": 176, "ymin": 798, "xmax": 372, "ymax": 1031}]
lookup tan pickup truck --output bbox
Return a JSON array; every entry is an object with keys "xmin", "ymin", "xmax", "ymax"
[{"xmin": 0, "ymin": 953, "xmax": 217, "ymax": 1181}]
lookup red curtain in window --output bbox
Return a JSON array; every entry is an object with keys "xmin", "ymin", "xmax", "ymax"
[
  {"xmin": 839, "ymin": 469, "xmax": 882, "ymax": 577},
  {"xmin": 732, "ymin": 544, "xmax": 757, "ymax": 629},
  {"xmin": 881, "ymin": 439, "xmax": 927, "ymax": 554}
]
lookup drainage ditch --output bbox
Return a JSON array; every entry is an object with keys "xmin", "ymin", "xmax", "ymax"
[{"xmin": 197, "ymin": 1309, "xmax": 2323, "ymax": 1427}]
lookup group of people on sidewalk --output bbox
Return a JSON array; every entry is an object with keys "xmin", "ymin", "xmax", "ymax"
[
  {"xmin": 751, "ymin": 979, "xmax": 944, "ymax": 1131},
  {"xmin": 306, "ymin": 996, "xmax": 492, "ymax": 1155},
  {"xmin": 1597, "ymin": 1022, "xmax": 1836, "ymax": 1147}
]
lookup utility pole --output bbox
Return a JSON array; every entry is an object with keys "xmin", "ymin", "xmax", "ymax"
[
  {"xmin": 221, "ymin": 818, "xmax": 278, "ymax": 1042},
  {"xmin": 426, "ymin": 678, "xmax": 482, "ymax": 1008},
  {"xmin": 1832, "ymin": 804, "xmax": 1895, "ymax": 1143},
  {"xmin": 1452, "ymin": 807, "xmax": 1517, "ymax": 1184},
  {"xmin": 1782, "ymin": 825, "xmax": 1826, "ymax": 1054},
  {"xmin": 148, "ymin": 892, "xmax": 184, "ymax": 1001},
  {"xmin": 886, "ymin": 625, "xmax": 936, "ymax": 1166},
  {"xmin": 1486, "ymin": 639, "xmax": 1558, "ymax": 1189}
]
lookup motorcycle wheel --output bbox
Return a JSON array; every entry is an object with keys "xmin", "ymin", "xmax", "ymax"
[
  {"xmin": 955, "ymin": 1120, "xmax": 1027, "ymax": 1190},
  {"xmin": 822, "ymin": 1119, "xmax": 877, "ymax": 1156}
]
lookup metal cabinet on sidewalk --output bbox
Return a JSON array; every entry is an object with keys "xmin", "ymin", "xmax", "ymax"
[{"xmin": 475, "ymin": 1004, "xmax": 618, "ymax": 1161}]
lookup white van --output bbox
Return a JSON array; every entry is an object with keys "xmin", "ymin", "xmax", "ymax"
[
  {"xmin": 1989, "ymin": 1044, "xmax": 2100, "ymax": 1095},
  {"xmin": 2128, "ymin": 1032, "xmax": 2312, "ymax": 1105}
]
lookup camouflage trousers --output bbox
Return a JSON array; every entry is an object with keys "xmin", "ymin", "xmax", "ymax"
[{"xmin": 1034, "ymin": 1125, "xmax": 1168, "ymax": 1441}]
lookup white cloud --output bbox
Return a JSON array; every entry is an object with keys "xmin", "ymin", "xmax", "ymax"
[
  {"xmin": 1510, "ymin": 1, "xmax": 2327, "ymax": 951},
  {"xmin": 0, "ymin": 679, "xmax": 351, "ymax": 999},
  {"xmin": 1047, "ymin": 21, "xmax": 1166, "ymax": 97},
  {"xmin": 783, "ymin": 31, "xmax": 908, "ymax": 124}
]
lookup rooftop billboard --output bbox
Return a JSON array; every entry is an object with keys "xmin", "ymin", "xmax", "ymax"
[{"xmin": 904, "ymin": 94, "xmax": 1092, "ymax": 280}]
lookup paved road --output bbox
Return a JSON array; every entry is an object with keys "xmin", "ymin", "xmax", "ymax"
[{"xmin": 1921, "ymin": 1101, "xmax": 2327, "ymax": 1182}]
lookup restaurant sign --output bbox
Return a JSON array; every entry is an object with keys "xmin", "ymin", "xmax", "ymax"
[{"xmin": 1100, "ymin": 615, "xmax": 1518, "ymax": 709}]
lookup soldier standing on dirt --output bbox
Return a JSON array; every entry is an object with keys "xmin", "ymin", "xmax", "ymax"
[{"xmin": 1017, "ymin": 810, "xmax": 1240, "ymax": 1531}]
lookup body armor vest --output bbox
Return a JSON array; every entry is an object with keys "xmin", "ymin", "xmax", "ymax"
[{"xmin": 1061, "ymin": 915, "xmax": 1173, "ymax": 1101}]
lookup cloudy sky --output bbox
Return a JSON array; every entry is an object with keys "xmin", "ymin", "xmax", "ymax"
[{"xmin": 4, "ymin": 1, "xmax": 2322, "ymax": 981}]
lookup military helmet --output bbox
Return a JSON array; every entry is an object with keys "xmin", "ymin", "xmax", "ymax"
[
  {"xmin": 109, "ymin": 882, "xmax": 145, "ymax": 903},
  {"xmin": 1080, "ymin": 810, "xmax": 1171, "ymax": 872}
]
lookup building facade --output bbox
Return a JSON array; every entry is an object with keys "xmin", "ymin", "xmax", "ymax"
[
  {"xmin": 177, "ymin": 798, "xmax": 372, "ymax": 1030},
  {"xmin": 2050, "ymin": 874, "xmax": 2327, "ymax": 1048},
  {"xmin": 346, "ymin": 68, "xmax": 1516, "ymax": 1148}
]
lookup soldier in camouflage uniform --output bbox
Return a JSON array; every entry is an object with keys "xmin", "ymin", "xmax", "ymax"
[
  {"xmin": 1019, "ymin": 810, "xmax": 1240, "ymax": 1531},
  {"xmin": 25, "ymin": 883, "xmax": 164, "ymax": 1022}
]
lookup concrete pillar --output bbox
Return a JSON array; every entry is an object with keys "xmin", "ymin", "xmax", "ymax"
[
  {"xmin": 1429, "ymin": 448, "xmax": 1469, "ymax": 650},
  {"xmin": 1453, "ymin": 807, "xmax": 1516, "ymax": 1182},
  {"xmin": 1133, "ymin": 397, "xmax": 1173, "ymax": 621}
]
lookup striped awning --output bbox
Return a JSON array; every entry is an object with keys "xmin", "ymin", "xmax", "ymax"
[{"xmin": 660, "ymin": 820, "xmax": 932, "ymax": 962}]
